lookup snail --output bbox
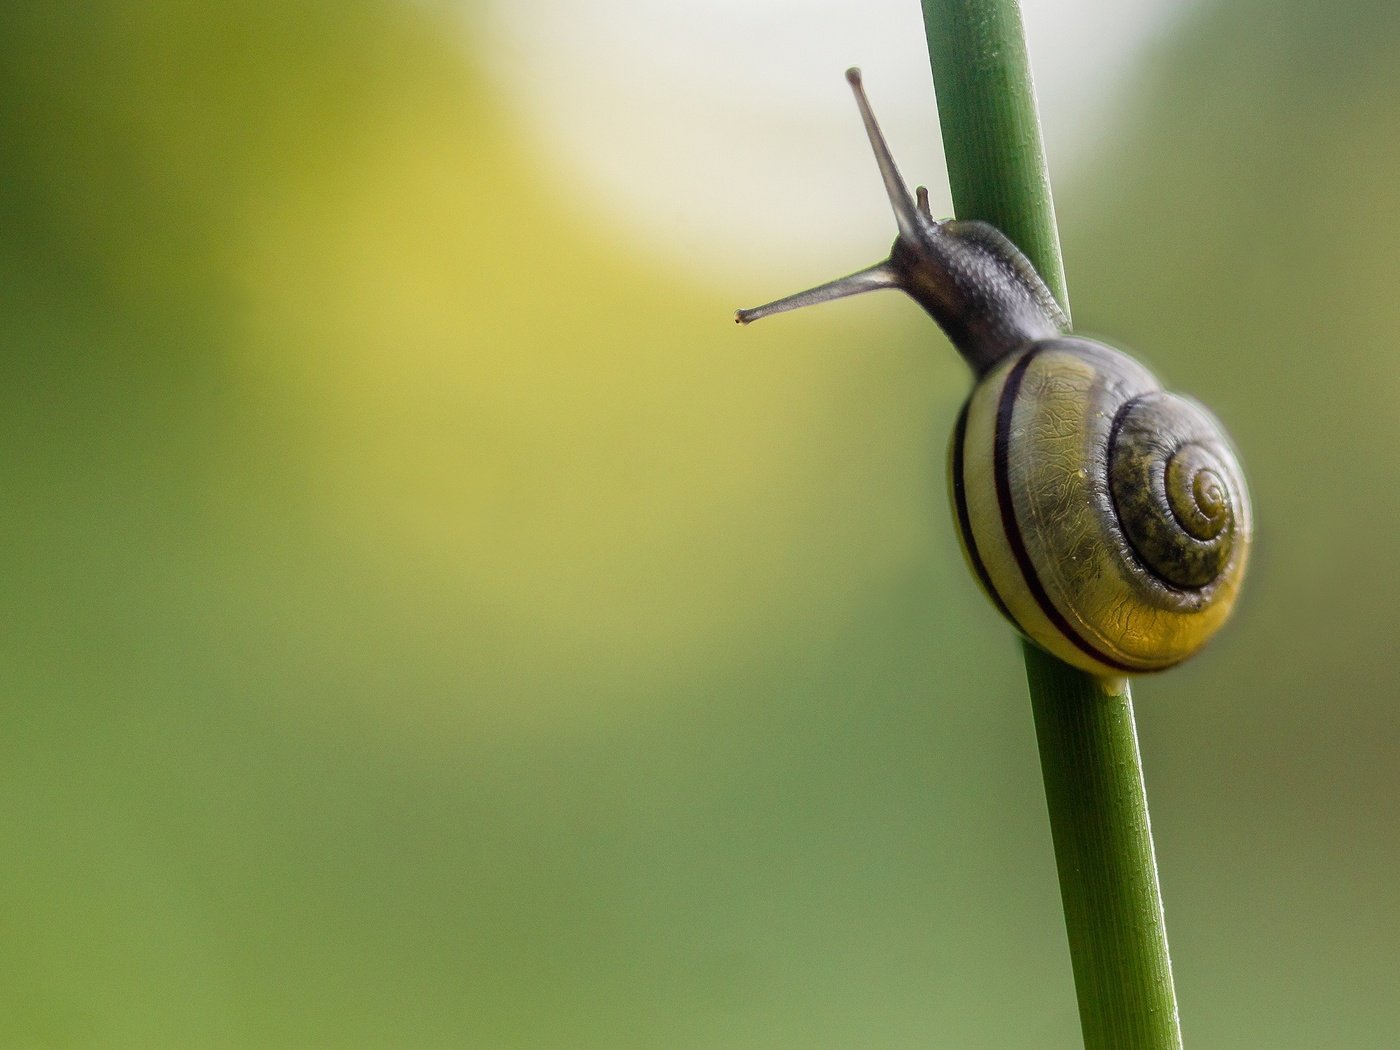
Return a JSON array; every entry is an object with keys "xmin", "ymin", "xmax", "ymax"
[{"xmin": 736, "ymin": 69, "xmax": 1251, "ymax": 676}]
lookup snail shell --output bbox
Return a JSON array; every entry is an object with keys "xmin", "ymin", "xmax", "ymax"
[
  {"xmin": 950, "ymin": 338, "xmax": 1250, "ymax": 675},
  {"xmin": 737, "ymin": 69, "xmax": 1251, "ymax": 676}
]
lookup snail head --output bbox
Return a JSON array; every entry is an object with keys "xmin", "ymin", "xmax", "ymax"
[{"xmin": 736, "ymin": 68, "xmax": 1068, "ymax": 375}]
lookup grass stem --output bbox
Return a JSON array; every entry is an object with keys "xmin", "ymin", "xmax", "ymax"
[{"xmin": 919, "ymin": 2, "xmax": 1183, "ymax": 1044}]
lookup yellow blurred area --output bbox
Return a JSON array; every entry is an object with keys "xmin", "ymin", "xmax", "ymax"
[
  {"xmin": 225, "ymin": 60, "xmax": 951, "ymax": 719},
  {"xmin": 0, "ymin": 2, "xmax": 955, "ymax": 721}
]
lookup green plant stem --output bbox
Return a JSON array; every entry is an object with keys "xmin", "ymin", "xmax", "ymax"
[
  {"xmin": 1022, "ymin": 643, "xmax": 1182, "ymax": 1048},
  {"xmin": 920, "ymin": 0, "xmax": 1068, "ymax": 317},
  {"xmin": 919, "ymin": 2, "xmax": 1182, "ymax": 1047}
]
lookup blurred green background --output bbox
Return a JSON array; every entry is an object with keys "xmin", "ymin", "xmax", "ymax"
[{"xmin": 3, "ymin": 0, "xmax": 1399, "ymax": 1046}]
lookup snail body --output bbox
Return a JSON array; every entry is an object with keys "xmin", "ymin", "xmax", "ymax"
[{"xmin": 737, "ymin": 70, "xmax": 1251, "ymax": 677}]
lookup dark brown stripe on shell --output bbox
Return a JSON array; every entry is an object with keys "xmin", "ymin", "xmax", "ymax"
[
  {"xmin": 951, "ymin": 398, "xmax": 1018, "ymax": 627},
  {"xmin": 994, "ymin": 348, "xmax": 1140, "ymax": 673}
]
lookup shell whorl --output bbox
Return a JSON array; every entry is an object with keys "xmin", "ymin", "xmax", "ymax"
[
  {"xmin": 949, "ymin": 338, "xmax": 1251, "ymax": 676},
  {"xmin": 1108, "ymin": 393, "xmax": 1241, "ymax": 591}
]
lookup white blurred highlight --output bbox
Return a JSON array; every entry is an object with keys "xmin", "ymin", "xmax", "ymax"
[{"xmin": 473, "ymin": 0, "xmax": 1199, "ymax": 280}]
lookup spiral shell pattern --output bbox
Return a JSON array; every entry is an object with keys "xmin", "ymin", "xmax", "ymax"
[{"xmin": 948, "ymin": 337, "xmax": 1251, "ymax": 676}]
